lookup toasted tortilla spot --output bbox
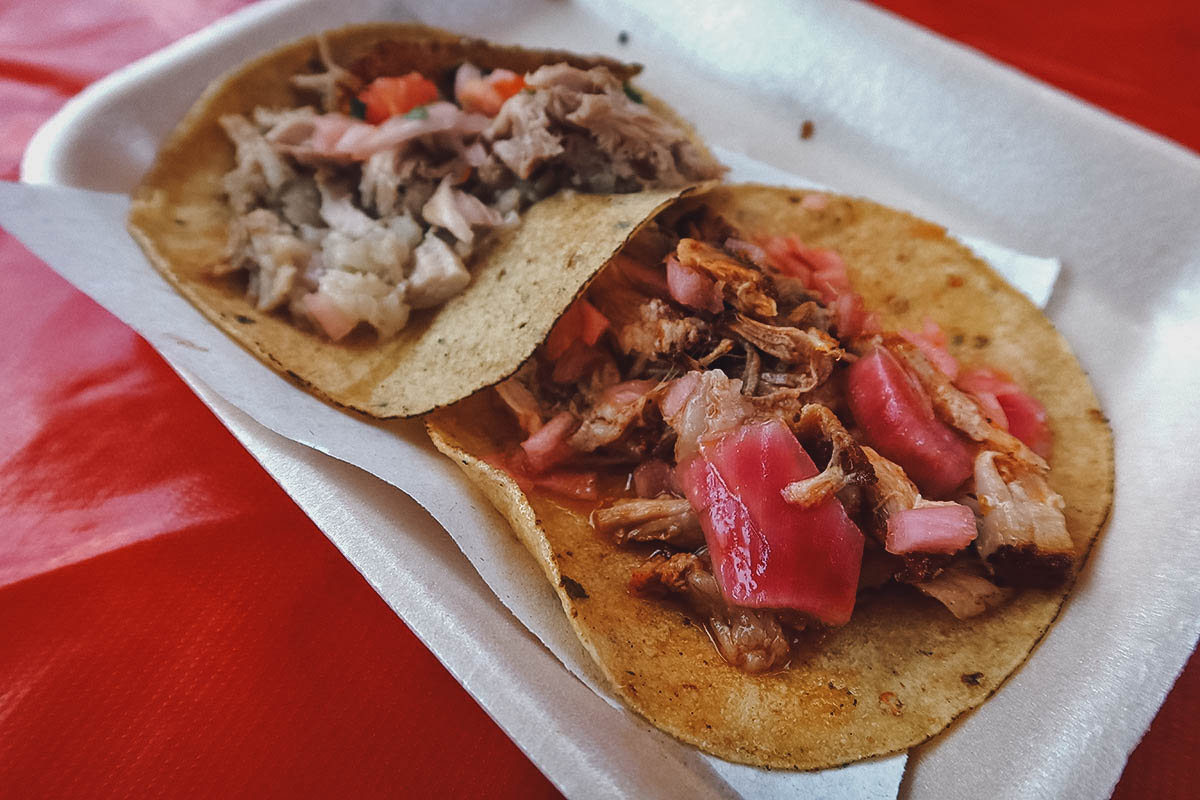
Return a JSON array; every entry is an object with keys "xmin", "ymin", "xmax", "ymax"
[
  {"xmin": 427, "ymin": 185, "xmax": 1113, "ymax": 769},
  {"xmin": 128, "ymin": 23, "xmax": 717, "ymax": 418},
  {"xmin": 561, "ymin": 576, "xmax": 589, "ymax": 599}
]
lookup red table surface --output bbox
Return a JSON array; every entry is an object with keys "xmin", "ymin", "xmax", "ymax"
[{"xmin": 1, "ymin": 1, "xmax": 1196, "ymax": 797}]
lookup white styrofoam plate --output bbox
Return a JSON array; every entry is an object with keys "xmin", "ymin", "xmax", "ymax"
[{"xmin": 17, "ymin": 1, "xmax": 1200, "ymax": 798}]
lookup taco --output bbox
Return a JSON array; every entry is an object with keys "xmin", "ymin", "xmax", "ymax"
[
  {"xmin": 427, "ymin": 185, "xmax": 1113, "ymax": 769},
  {"xmin": 127, "ymin": 23, "xmax": 721, "ymax": 417}
]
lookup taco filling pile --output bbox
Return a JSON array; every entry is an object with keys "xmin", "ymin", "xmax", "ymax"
[
  {"xmin": 483, "ymin": 201, "xmax": 1072, "ymax": 674},
  {"xmin": 131, "ymin": 24, "xmax": 1114, "ymax": 769},
  {"xmin": 216, "ymin": 36, "xmax": 723, "ymax": 341}
]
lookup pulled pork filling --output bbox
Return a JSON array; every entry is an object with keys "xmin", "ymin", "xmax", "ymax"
[
  {"xmin": 492, "ymin": 202, "xmax": 1070, "ymax": 673},
  {"xmin": 218, "ymin": 38, "xmax": 723, "ymax": 340}
]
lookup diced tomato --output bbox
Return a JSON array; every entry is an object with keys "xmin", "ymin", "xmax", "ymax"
[
  {"xmin": 542, "ymin": 299, "xmax": 611, "ymax": 383},
  {"xmin": 357, "ymin": 73, "xmax": 440, "ymax": 124},
  {"xmin": 520, "ymin": 411, "xmax": 577, "ymax": 472},
  {"xmin": 677, "ymin": 419, "xmax": 865, "ymax": 626},
  {"xmin": 665, "ymin": 255, "xmax": 723, "ymax": 313},
  {"xmin": 957, "ymin": 367, "xmax": 1052, "ymax": 459},
  {"xmin": 577, "ymin": 299, "xmax": 610, "ymax": 345},
  {"xmin": 544, "ymin": 299, "xmax": 610, "ymax": 360},
  {"xmin": 846, "ymin": 348, "xmax": 974, "ymax": 498},
  {"xmin": 534, "ymin": 470, "xmax": 598, "ymax": 500},
  {"xmin": 543, "ymin": 312, "xmax": 577, "ymax": 361},
  {"xmin": 549, "ymin": 340, "xmax": 602, "ymax": 384},
  {"xmin": 899, "ymin": 318, "xmax": 960, "ymax": 380},
  {"xmin": 457, "ymin": 69, "xmax": 526, "ymax": 115},
  {"xmin": 885, "ymin": 504, "xmax": 977, "ymax": 555},
  {"xmin": 456, "ymin": 80, "xmax": 503, "ymax": 116},
  {"xmin": 486, "ymin": 69, "xmax": 526, "ymax": 101},
  {"xmin": 481, "ymin": 451, "xmax": 533, "ymax": 493}
]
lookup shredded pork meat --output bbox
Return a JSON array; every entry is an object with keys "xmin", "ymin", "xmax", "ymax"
[
  {"xmin": 675, "ymin": 238, "xmax": 778, "ymax": 318},
  {"xmin": 406, "ymin": 232, "xmax": 471, "ymax": 309},
  {"xmin": 914, "ymin": 561, "xmax": 1013, "ymax": 620},
  {"xmin": 630, "ymin": 553, "xmax": 791, "ymax": 673},
  {"xmin": 486, "ymin": 64, "xmax": 720, "ymax": 191},
  {"xmin": 660, "ymin": 370, "xmax": 753, "ymax": 462},
  {"xmin": 289, "ymin": 33, "xmax": 362, "ymax": 113},
  {"xmin": 568, "ymin": 380, "xmax": 657, "ymax": 452},
  {"xmin": 727, "ymin": 315, "xmax": 844, "ymax": 373},
  {"xmin": 488, "ymin": 209, "xmax": 1071, "ymax": 671},
  {"xmin": 593, "ymin": 498, "xmax": 703, "ymax": 548},
  {"xmin": 224, "ymin": 209, "xmax": 311, "ymax": 310},
  {"xmin": 858, "ymin": 446, "xmax": 978, "ymax": 582},
  {"xmin": 973, "ymin": 451, "xmax": 1073, "ymax": 587},
  {"xmin": 219, "ymin": 43, "xmax": 723, "ymax": 340},
  {"xmin": 890, "ymin": 342, "xmax": 1048, "ymax": 473},
  {"xmin": 782, "ymin": 404, "xmax": 875, "ymax": 508},
  {"xmin": 862, "ymin": 446, "xmax": 921, "ymax": 521},
  {"xmin": 602, "ymin": 297, "xmax": 709, "ymax": 362},
  {"xmin": 495, "ymin": 376, "xmax": 543, "ymax": 436}
]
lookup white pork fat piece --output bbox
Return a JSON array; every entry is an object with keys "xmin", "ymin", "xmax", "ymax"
[
  {"xmin": 420, "ymin": 176, "xmax": 505, "ymax": 245},
  {"xmin": 407, "ymin": 232, "xmax": 471, "ymax": 309}
]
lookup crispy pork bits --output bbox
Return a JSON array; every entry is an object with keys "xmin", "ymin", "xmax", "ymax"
[
  {"xmin": 630, "ymin": 553, "xmax": 791, "ymax": 674},
  {"xmin": 489, "ymin": 207, "xmax": 1073, "ymax": 671},
  {"xmin": 592, "ymin": 498, "xmax": 703, "ymax": 548}
]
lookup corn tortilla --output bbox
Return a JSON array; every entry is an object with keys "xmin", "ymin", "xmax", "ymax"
[
  {"xmin": 128, "ymin": 23, "xmax": 716, "ymax": 417},
  {"xmin": 427, "ymin": 185, "xmax": 1114, "ymax": 769}
]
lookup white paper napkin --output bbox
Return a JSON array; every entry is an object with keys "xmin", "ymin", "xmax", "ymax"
[{"xmin": 0, "ymin": 155, "xmax": 1059, "ymax": 797}]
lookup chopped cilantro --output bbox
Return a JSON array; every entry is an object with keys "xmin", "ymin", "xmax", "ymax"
[
  {"xmin": 404, "ymin": 105, "xmax": 430, "ymax": 120},
  {"xmin": 622, "ymin": 82, "xmax": 644, "ymax": 104},
  {"xmin": 348, "ymin": 96, "xmax": 367, "ymax": 120}
]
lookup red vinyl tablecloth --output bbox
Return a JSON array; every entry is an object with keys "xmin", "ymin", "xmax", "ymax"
[{"xmin": 1, "ymin": 2, "xmax": 1196, "ymax": 797}]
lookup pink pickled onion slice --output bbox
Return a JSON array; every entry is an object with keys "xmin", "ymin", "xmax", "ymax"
[
  {"xmin": 520, "ymin": 411, "xmax": 576, "ymax": 473},
  {"xmin": 900, "ymin": 318, "xmax": 960, "ymax": 380},
  {"xmin": 885, "ymin": 504, "xmax": 977, "ymax": 555},
  {"xmin": 665, "ymin": 255, "xmax": 723, "ymax": 313},
  {"xmin": 846, "ymin": 348, "xmax": 973, "ymax": 498},
  {"xmin": 678, "ymin": 419, "xmax": 864, "ymax": 625}
]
